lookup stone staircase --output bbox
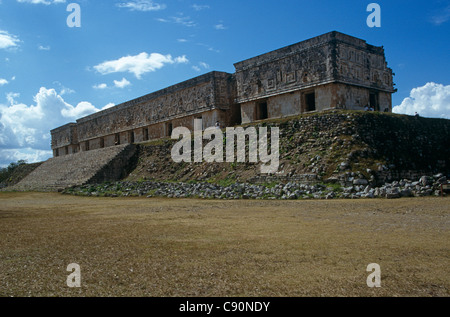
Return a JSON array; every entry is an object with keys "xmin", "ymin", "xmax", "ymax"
[{"xmin": 10, "ymin": 144, "xmax": 136, "ymax": 192}]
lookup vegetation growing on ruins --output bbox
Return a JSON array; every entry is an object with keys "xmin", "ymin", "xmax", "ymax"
[{"xmin": 0, "ymin": 160, "xmax": 42, "ymax": 189}]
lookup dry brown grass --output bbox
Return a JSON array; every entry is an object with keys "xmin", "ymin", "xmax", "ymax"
[{"xmin": 0, "ymin": 192, "xmax": 448, "ymax": 297}]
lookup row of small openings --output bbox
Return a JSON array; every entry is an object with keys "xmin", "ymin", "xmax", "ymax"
[
  {"xmin": 255, "ymin": 91, "xmax": 317, "ymax": 120},
  {"xmin": 55, "ymin": 147, "xmax": 69, "ymax": 157},
  {"xmin": 57, "ymin": 145, "xmax": 77, "ymax": 157},
  {"xmin": 115, "ymin": 132, "xmax": 135, "ymax": 145}
]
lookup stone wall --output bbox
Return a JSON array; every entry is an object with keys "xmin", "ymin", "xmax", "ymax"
[
  {"xmin": 52, "ymin": 71, "xmax": 236, "ymax": 156},
  {"xmin": 335, "ymin": 38, "xmax": 394, "ymax": 93},
  {"xmin": 234, "ymin": 31, "xmax": 395, "ymax": 123},
  {"xmin": 51, "ymin": 123, "xmax": 79, "ymax": 156},
  {"xmin": 234, "ymin": 36, "xmax": 334, "ymax": 104},
  {"xmin": 51, "ymin": 31, "xmax": 396, "ymax": 157},
  {"xmin": 76, "ymin": 71, "xmax": 235, "ymax": 142},
  {"xmin": 119, "ymin": 111, "xmax": 450, "ymax": 187}
]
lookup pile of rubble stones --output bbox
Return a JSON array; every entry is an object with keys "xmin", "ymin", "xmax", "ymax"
[{"xmin": 64, "ymin": 173, "xmax": 448, "ymax": 200}]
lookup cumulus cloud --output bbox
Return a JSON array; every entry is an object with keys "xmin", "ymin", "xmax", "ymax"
[
  {"xmin": 116, "ymin": 0, "xmax": 166, "ymax": 11},
  {"xmin": 0, "ymin": 78, "xmax": 8, "ymax": 86},
  {"xmin": 93, "ymin": 83, "xmax": 108, "ymax": 90},
  {"xmin": 0, "ymin": 30, "xmax": 20, "ymax": 50},
  {"xmin": 94, "ymin": 52, "xmax": 188, "ymax": 79},
  {"xmin": 0, "ymin": 87, "xmax": 104, "ymax": 166},
  {"xmin": 102, "ymin": 103, "xmax": 115, "ymax": 110},
  {"xmin": 114, "ymin": 78, "xmax": 131, "ymax": 88},
  {"xmin": 61, "ymin": 101, "xmax": 100, "ymax": 119},
  {"xmin": 393, "ymin": 82, "xmax": 450, "ymax": 119}
]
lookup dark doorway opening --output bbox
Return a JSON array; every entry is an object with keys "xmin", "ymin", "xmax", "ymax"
[
  {"xmin": 370, "ymin": 92, "xmax": 379, "ymax": 111},
  {"xmin": 85, "ymin": 142, "xmax": 90, "ymax": 151},
  {"xmin": 129, "ymin": 131, "xmax": 135, "ymax": 144},
  {"xmin": 167, "ymin": 123, "xmax": 173, "ymax": 137},
  {"xmin": 143, "ymin": 128, "xmax": 149, "ymax": 141},
  {"xmin": 305, "ymin": 92, "xmax": 316, "ymax": 112},
  {"xmin": 100, "ymin": 138, "xmax": 105, "ymax": 148},
  {"xmin": 115, "ymin": 133, "xmax": 121, "ymax": 146},
  {"xmin": 257, "ymin": 102, "xmax": 268, "ymax": 120},
  {"xmin": 235, "ymin": 105, "xmax": 242, "ymax": 125}
]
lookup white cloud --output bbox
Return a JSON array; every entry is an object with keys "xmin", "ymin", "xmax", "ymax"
[
  {"xmin": 0, "ymin": 78, "xmax": 8, "ymax": 86},
  {"xmin": 174, "ymin": 55, "xmax": 188, "ymax": 63},
  {"xmin": 60, "ymin": 87, "xmax": 75, "ymax": 95},
  {"xmin": 114, "ymin": 78, "xmax": 131, "ymax": 88},
  {"xmin": 393, "ymin": 82, "xmax": 450, "ymax": 119},
  {"xmin": 117, "ymin": 0, "xmax": 166, "ymax": 11},
  {"xmin": 0, "ymin": 87, "xmax": 117, "ymax": 166},
  {"xmin": 214, "ymin": 24, "xmax": 226, "ymax": 30},
  {"xmin": 6, "ymin": 92, "xmax": 20, "ymax": 105},
  {"xmin": 16, "ymin": 0, "xmax": 66, "ymax": 4},
  {"xmin": 192, "ymin": 62, "xmax": 210, "ymax": 72},
  {"xmin": 177, "ymin": 38, "xmax": 188, "ymax": 43},
  {"xmin": 93, "ymin": 83, "xmax": 108, "ymax": 90},
  {"xmin": 102, "ymin": 103, "xmax": 115, "ymax": 110},
  {"xmin": 0, "ymin": 30, "xmax": 20, "ymax": 50},
  {"xmin": 38, "ymin": 45, "xmax": 50, "ymax": 51},
  {"xmin": 61, "ymin": 101, "xmax": 99, "ymax": 119},
  {"xmin": 199, "ymin": 62, "xmax": 209, "ymax": 69},
  {"xmin": 192, "ymin": 4, "xmax": 210, "ymax": 11},
  {"xmin": 0, "ymin": 148, "xmax": 52, "ymax": 168},
  {"xmin": 0, "ymin": 87, "xmax": 102, "ymax": 154},
  {"xmin": 157, "ymin": 15, "xmax": 196, "ymax": 27},
  {"xmin": 52, "ymin": 81, "xmax": 75, "ymax": 95},
  {"xmin": 94, "ymin": 52, "xmax": 188, "ymax": 79}
]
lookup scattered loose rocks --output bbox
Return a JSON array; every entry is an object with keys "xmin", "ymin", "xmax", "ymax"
[{"xmin": 64, "ymin": 173, "xmax": 448, "ymax": 200}]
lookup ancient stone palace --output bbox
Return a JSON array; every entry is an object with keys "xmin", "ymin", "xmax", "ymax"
[{"xmin": 51, "ymin": 31, "xmax": 396, "ymax": 157}]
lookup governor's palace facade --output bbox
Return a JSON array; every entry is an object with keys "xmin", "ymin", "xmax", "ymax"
[{"xmin": 51, "ymin": 31, "xmax": 396, "ymax": 157}]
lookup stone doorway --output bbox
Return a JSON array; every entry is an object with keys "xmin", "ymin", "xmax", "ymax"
[
  {"xmin": 305, "ymin": 92, "xmax": 316, "ymax": 112},
  {"xmin": 370, "ymin": 92, "xmax": 379, "ymax": 111},
  {"xmin": 257, "ymin": 102, "xmax": 268, "ymax": 120}
]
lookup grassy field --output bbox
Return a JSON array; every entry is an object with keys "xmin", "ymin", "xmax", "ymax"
[{"xmin": 0, "ymin": 192, "xmax": 448, "ymax": 297}]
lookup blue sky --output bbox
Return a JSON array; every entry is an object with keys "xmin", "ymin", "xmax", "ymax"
[{"xmin": 0, "ymin": 0, "xmax": 449, "ymax": 167}]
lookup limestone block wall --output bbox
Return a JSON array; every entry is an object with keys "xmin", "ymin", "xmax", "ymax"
[
  {"xmin": 335, "ymin": 38, "xmax": 394, "ymax": 93},
  {"xmin": 75, "ymin": 71, "xmax": 235, "ymax": 144},
  {"xmin": 234, "ymin": 31, "xmax": 395, "ymax": 123},
  {"xmin": 50, "ymin": 31, "xmax": 396, "ymax": 157},
  {"xmin": 80, "ymin": 108, "xmax": 235, "ymax": 153},
  {"xmin": 234, "ymin": 35, "xmax": 334, "ymax": 104},
  {"xmin": 51, "ymin": 123, "xmax": 78, "ymax": 155},
  {"xmin": 328, "ymin": 83, "xmax": 393, "ymax": 111},
  {"xmin": 240, "ymin": 85, "xmax": 335, "ymax": 124}
]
